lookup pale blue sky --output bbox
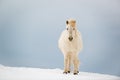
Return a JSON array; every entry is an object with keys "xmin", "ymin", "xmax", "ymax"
[{"xmin": 0, "ymin": 0, "xmax": 120, "ymax": 76}]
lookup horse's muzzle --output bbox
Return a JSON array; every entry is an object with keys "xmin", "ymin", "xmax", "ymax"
[{"xmin": 68, "ymin": 37, "xmax": 73, "ymax": 41}]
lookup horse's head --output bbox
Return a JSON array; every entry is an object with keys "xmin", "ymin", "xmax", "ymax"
[{"xmin": 66, "ymin": 19, "xmax": 76, "ymax": 41}]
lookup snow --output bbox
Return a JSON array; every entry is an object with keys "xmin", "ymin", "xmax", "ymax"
[{"xmin": 0, "ymin": 64, "xmax": 119, "ymax": 80}]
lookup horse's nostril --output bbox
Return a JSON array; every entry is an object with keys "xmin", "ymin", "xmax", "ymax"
[{"xmin": 68, "ymin": 37, "xmax": 73, "ymax": 41}]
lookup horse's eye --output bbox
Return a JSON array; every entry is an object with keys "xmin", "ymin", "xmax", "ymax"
[
  {"xmin": 73, "ymin": 28, "xmax": 75, "ymax": 30},
  {"xmin": 67, "ymin": 28, "xmax": 68, "ymax": 30}
]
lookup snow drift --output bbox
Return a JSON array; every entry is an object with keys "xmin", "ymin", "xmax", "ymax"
[{"xmin": 0, "ymin": 64, "xmax": 119, "ymax": 80}]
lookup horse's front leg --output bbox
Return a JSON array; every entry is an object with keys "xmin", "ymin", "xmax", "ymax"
[
  {"xmin": 73, "ymin": 54, "xmax": 79, "ymax": 75},
  {"xmin": 67, "ymin": 54, "xmax": 71, "ymax": 73},
  {"xmin": 63, "ymin": 54, "xmax": 69, "ymax": 74}
]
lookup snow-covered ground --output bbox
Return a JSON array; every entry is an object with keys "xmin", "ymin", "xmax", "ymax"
[{"xmin": 0, "ymin": 64, "xmax": 119, "ymax": 80}]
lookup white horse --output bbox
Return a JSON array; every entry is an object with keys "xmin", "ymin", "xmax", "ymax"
[{"xmin": 58, "ymin": 19, "xmax": 83, "ymax": 75}]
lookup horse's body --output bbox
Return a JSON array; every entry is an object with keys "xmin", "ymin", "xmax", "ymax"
[{"xmin": 58, "ymin": 19, "xmax": 83, "ymax": 75}]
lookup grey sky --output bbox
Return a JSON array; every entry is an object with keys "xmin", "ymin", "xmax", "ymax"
[{"xmin": 0, "ymin": 0, "xmax": 120, "ymax": 76}]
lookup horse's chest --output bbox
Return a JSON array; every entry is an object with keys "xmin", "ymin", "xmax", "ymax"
[{"xmin": 66, "ymin": 40, "xmax": 78, "ymax": 51}]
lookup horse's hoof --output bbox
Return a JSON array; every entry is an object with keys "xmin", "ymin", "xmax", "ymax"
[
  {"xmin": 68, "ymin": 71, "xmax": 70, "ymax": 73},
  {"xmin": 73, "ymin": 73, "xmax": 78, "ymax": 75},
  {"xmin": 63, "ymin": 72, "xmax": 68, "ymax": 74}
]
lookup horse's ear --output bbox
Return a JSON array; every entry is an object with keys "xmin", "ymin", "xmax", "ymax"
[{"xmin": 66, "ymin": 20, "xmax": 69, "ymax": 24}]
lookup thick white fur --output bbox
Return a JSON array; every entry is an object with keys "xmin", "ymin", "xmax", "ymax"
[{"xmin": 58, "ymin": 25, "xmax": 83, "ymax": 74}]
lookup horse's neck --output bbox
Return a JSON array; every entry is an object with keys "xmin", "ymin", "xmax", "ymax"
[{"xmin": 75, "ymin": 30, "xmax": 79, "ymax": 37}]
